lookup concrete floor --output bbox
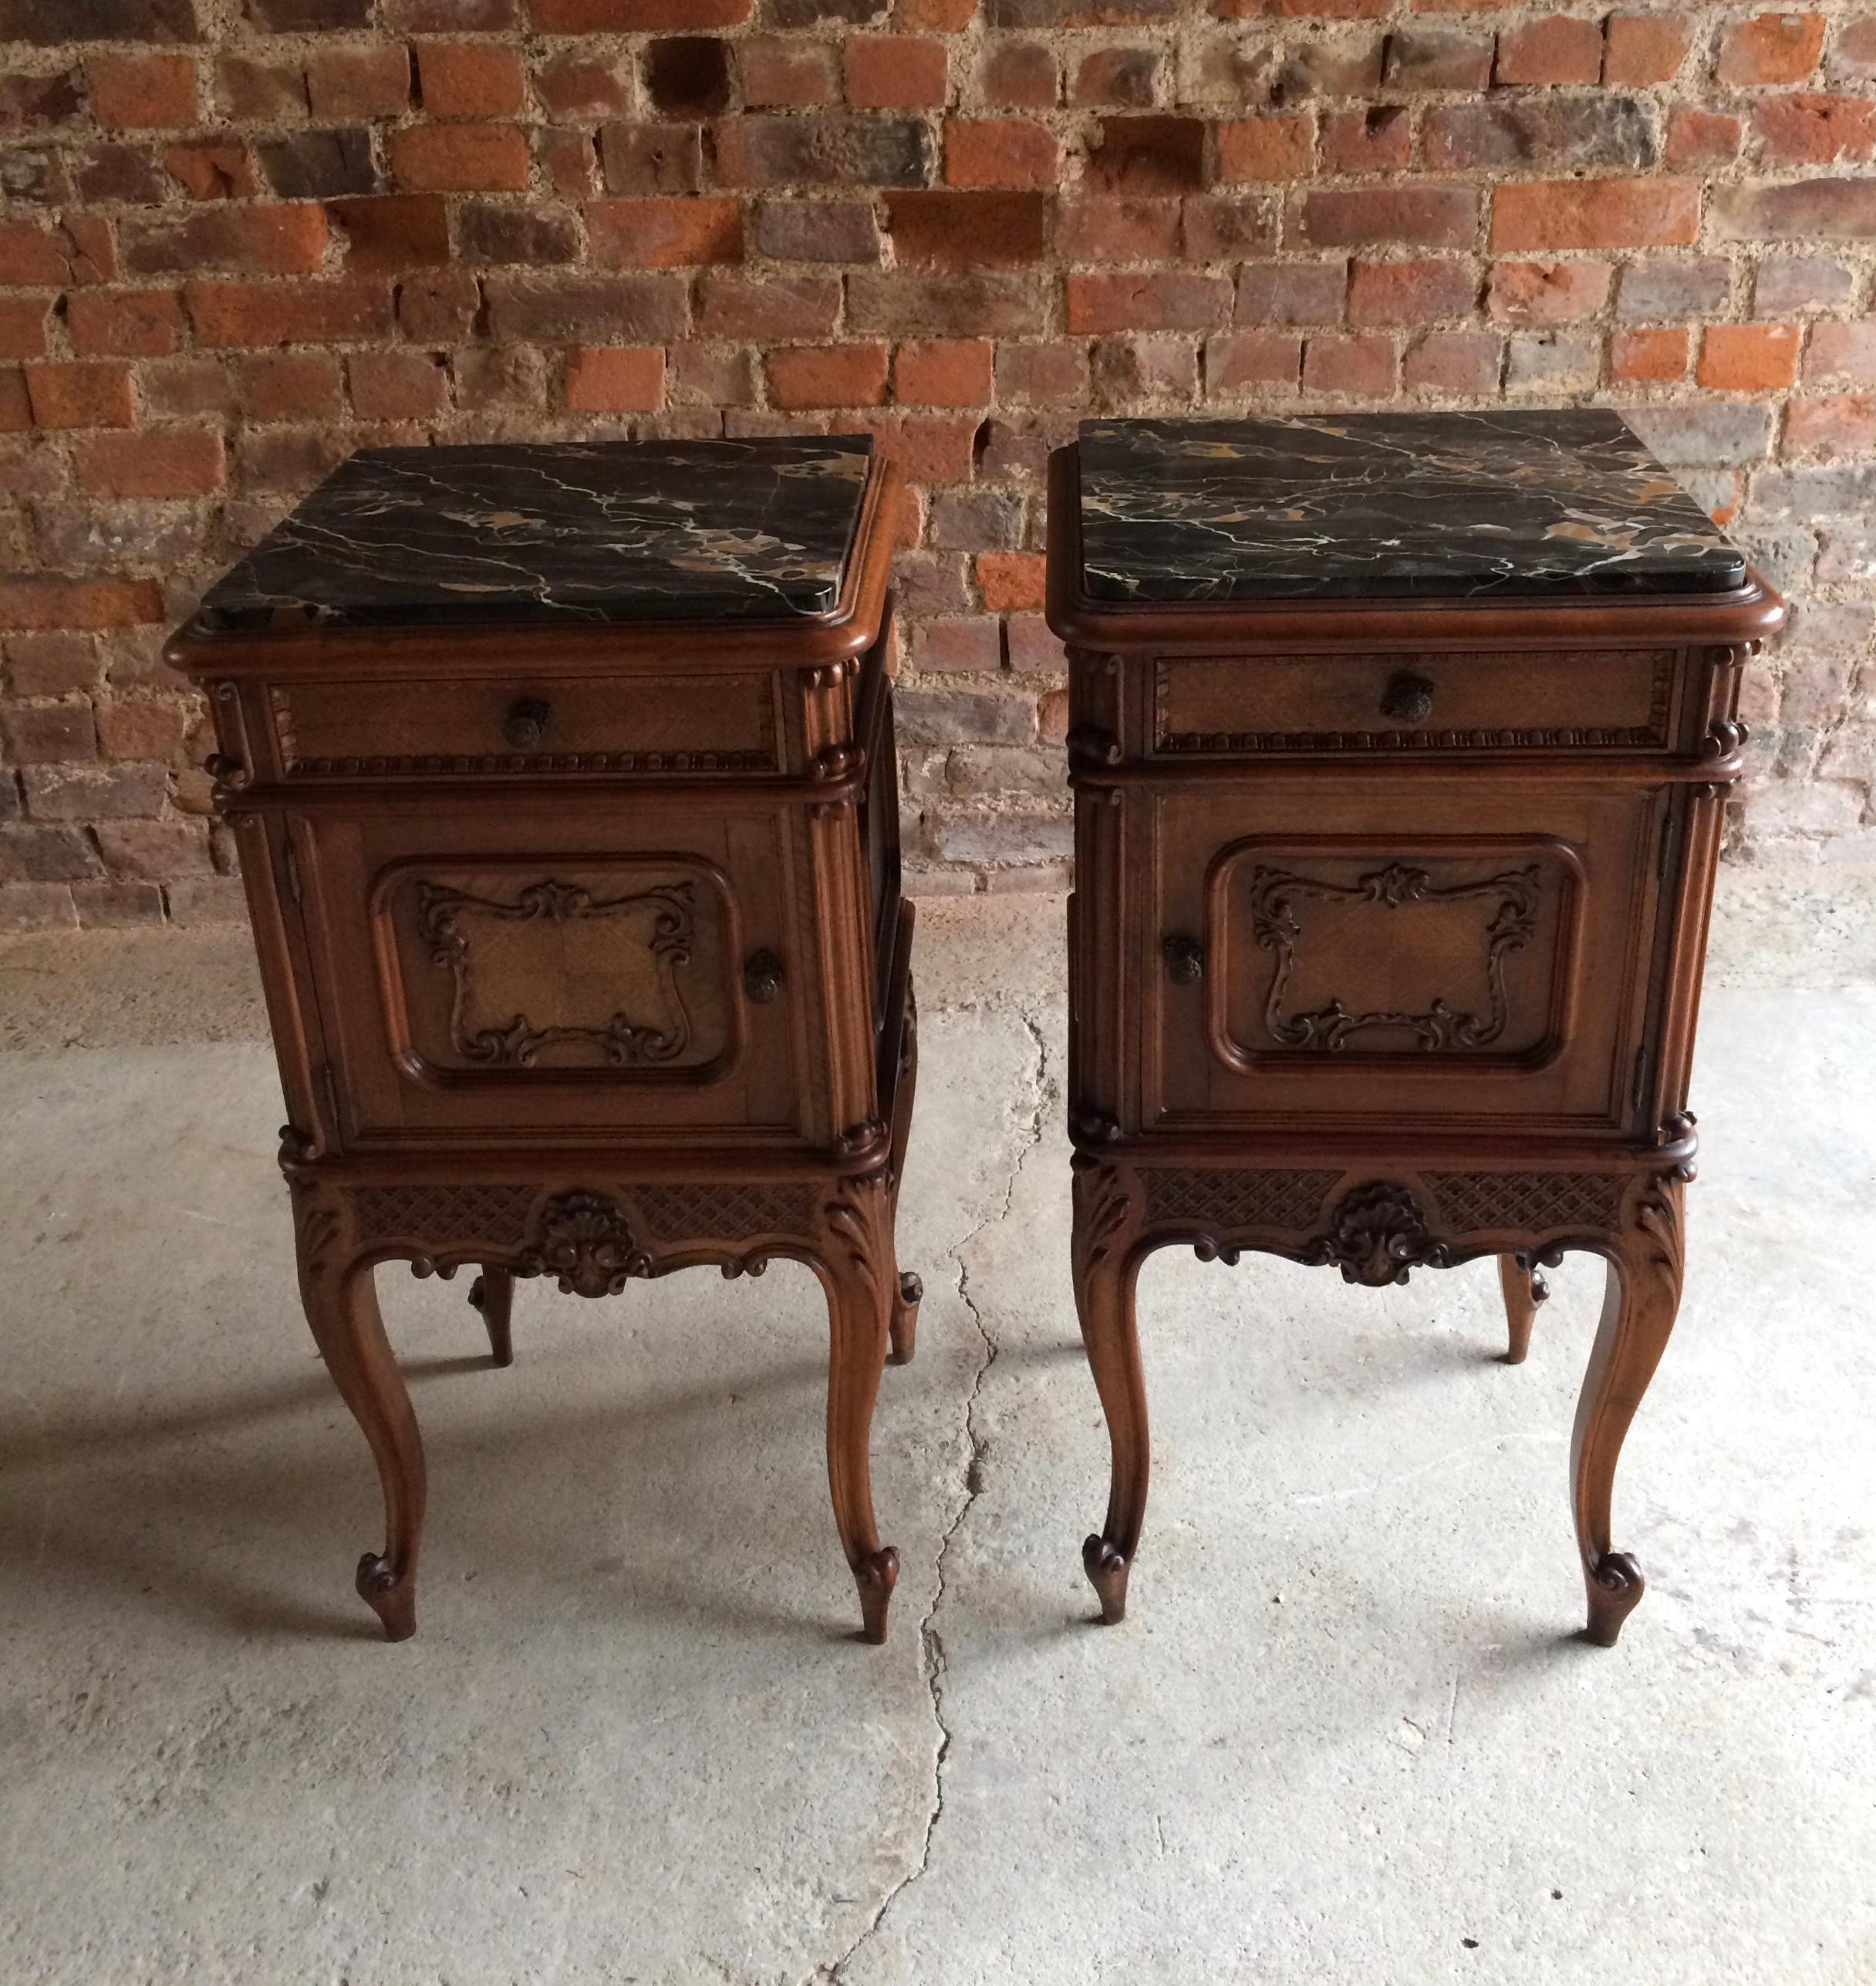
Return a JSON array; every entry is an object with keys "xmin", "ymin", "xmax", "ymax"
[{"xmin": 1, "ymin": 872, "xmax": 1873, "ymax": 1984}]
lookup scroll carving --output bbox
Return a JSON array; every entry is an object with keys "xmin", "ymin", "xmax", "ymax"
[
  {"xmin": 416, "ymin": 877, "xmax": 695, "ymax": 1069},
  {"xmin": 1302, "ymin": 1181, "xmax": 1449, "ymax": 1286},
  {"xmin": 1249, "ymin": 860, "xmax": 1541, "ymax": 1052},
  {"xmin": 519, "ymin": 1190, "xmax": 647, "ymax": 1297}
]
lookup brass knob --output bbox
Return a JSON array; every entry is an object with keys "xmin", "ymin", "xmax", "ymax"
[
  {"xmin": 504, "ymin": 696, "xmax": 551, "ymax": 750},
  {"xmin": 1380, "ymin": 671, "xmax": 1435, "ymax": 723}
]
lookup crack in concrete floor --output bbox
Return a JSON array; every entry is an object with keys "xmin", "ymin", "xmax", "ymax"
[{"xmin": 819, "ymin": 1006, "xmax": 1053, "ymax": 1986}]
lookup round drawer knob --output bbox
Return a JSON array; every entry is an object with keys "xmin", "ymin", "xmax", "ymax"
[
  {"xmin": 504, "ymin": 696, "xmax": 551, "ymax": 750},
  {"xmin": 1380, "ymin": 671, "xmax": 1435, "ymax": 723}
]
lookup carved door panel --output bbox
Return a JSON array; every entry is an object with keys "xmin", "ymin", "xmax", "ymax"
[
  {"xmin": 295, "ymin": 799, "xmax": 825, "ymax": 1149},
  {"xmin": 1145, "ymin": 779, "xmax": 1666, "ymax": 1135}
]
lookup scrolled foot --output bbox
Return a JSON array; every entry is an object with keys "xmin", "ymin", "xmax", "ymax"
[
  {"xmin": 889, "ymin": 1272, "xmax": 922, "ymax": 1366},
  {"xmin": 853, "ymin": 1546, "xmax": 899, "ymax": 1645},
  {"xmin": 356, "ymin": 1551, "xmax": 416, "ymax": 1642},
  {"xmin": 1584, "ymin": 1549, "xmax": 1645, "ymax": 1647},
  {"xmin": 1083, "ymin": 1534, "xmax": 1131, "ymax": 1625}
]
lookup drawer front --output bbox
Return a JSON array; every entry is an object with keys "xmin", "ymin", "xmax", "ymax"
[
  {"xmin": 295, "ymin": 799, "xmax": 842, "ymax": 1147},
  {"xmin": 269, "ymin": 671, "xmax": 783, "ymax": 778},
  {"xmin": 1144, "ymin": 780, "xmax": 1665, "ymax": 1134},
  {"xmin": 1152, "ymin": 648, "xmax": 1680, "ymax": 756}
]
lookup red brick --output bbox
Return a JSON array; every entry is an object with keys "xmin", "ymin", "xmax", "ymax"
[
  {"xmin": 1348, "ymin": 258, "xmax": 1475, "ymax": 325},
  {"xmin": 3, "ymin": 635, "xmax": 99, "ymax": 701},
  {"xmin": 0, "ymin": 220, "xmax": 106, "ymax": 288},
  {"xmin": 417, "ymin": 42, "xmax": 527, "ymax": 118},
  {"xmin": 307, "ymin": 46, "xmax": 411, "ymax": 119},
  {"xmin": 1057, "ymin": 196, "xmax": 1180, "ymax": 262},
  {"xmin": 1181, "ymin": 197, "xmax": 1277, "ymax": 261},
  {"xmin": 89, "ymin": 700, "xmax": 186, "ymax": 763},
  {"xmin": 1711, "ymin": 178, "xmax": 1876, "ymax": 240},
  {"xmin": 738, "ymin": 37, "xmax": 837, "ymax": 107},
  {"xmin": 1609, "ymin": 327, "xmax": 1689, "ymax": 383},
  {"xmin": 65, "ymin": 288, "xmax": 185, "ymax": 357},
  {"xmin": 1603, "ymin": 12, "xmax": 1692, "ymax": 84},
  {"xmin": 389, "ymin": 122, "xmax": 531, "ymax": 192},
  {"xmin": 975, "ymin": 552, "xmax": 1044, "ymax": 612},
  {"xmin": 1784, "ymin": 396, "xmax": 1876, "ymax": 457},
  {"xmin": 1492, "ymin": 179, "xmax": 1699, "ymax": 251},
  {"xmin": 875, "ymin": 413, "xmax": 979, "ymax": 486},
  {"xmin": 846, "ymin": 37, "xmax": 948, "ymax": 109},
  {"xmin": 1066, "ymin": 271, "xmax": 1233, "ymax": 333},
  {"xmin": 88, "ymin": 52, "xmax": 196, "ymax": 130},
  {"xmin": 2, "ymin": 703, "xmax": 97, "ymax": 765},
  {"xmin": 641, "ymin": 37, "xmax": 729, "ymax": 116},
  {"xmin": 1303, "ymin": 332, "xmax": 1396, "ymax": 396},
  {"xmin": 1805, "ymin": 322, "xmax": 1876, "ymax": 385},
  {"xmin": 1698, "ymin": 323, "xmax": 1800, "ymax": 390},
  {"xmin": 71, "ymin": 427, "xmax": 223, "ymax": 499},
  {"xmin": 1751, "ymin": 93, "xmax": 1876, "ymax": 165},
  {"xmin": 529, "ymin": 0, "xmax": 749, "ymax": 26},
  {"xmin": 25, "ymin": 362, "xmax": 133, "ymax": 430},
  {"xmin": 0, "ymin": 300, "xmax": 51, "ymax": 361},
  {"xmin": 1092, "ymin": 334, "xmax": 1199, "ymax": 404},
  {"xmin": 1382, "ymin": 27, "xmax": 1491, "ymax": 89},
  {"xmin": 995, "ymin": 340, "xmax": 1085, "ymax": 404},
  {"xmin": 163, "ymin": 141, "xmax": 260, "ymax": 200},
  {"xmin": 186, "ymin": 278, "xmax": 393, "ymax": 348},
  {"xmin": 0, "ymin": 578, "xmax": 164, "ymax": 632},
  {"xmin": 945, "ymin": 117, "xmax": 1056, "ymax": 187},
  {"xmin": 538, "ymin": 127, "xmax": 598, "ymax": 197},
  {"xmin": 694, "ymin": 271, "xmax": 832, "ymax": 339},
  {"xmin": 894, "ymin": 339, "xmax": 992, "ymax": 406},
  {"xmin": 236, "ymin": 351, "xmax": 346, "ymax": 420},
  {"xmin": 1216, "ymin": 113, "xmax": 1314, "ymax": 181},
  {"xmin": 976, "ymin": 41, "xmax": 1057, "ymax": 108},
  {"xmin": 1070, "ymin": 46, "xmax": 1157, "ymax": 107},
  {"xmin": 1237, "ymin": 260, "xmax": 1349, "ymax": 324},
  {"xmin": 1205, "ymin": 329, "xmax": 1302, "ymax": 392},
  {"xmin": 1288, "ymin": 186, "xmax": 1478, "ymax": 251},
  {"xmin": 1084, "ymin": 114, "xmax": 1204, "ymax": 194},
  {"xmin": 588, "ymin": 196, "xmax": 742, "ymax": 268},
  {"xmin": 350, "ymin": 349, "xmax": 450, "ymax": 420},
  {"xmin": 1716, "ymin": 12, "xmax": 1825, "ymax": 83},
  {"xmin": 93, "ymin": 818, "xmax": 211, "ymax": 876},
  {"xmin": 1321, "ymin": 106, "xmax": 1411, "ymax": 174},
  {"xmin": 124, "ymin": 204, "xmax": 329, "ymax": 278},
  {"xmin": 914, "ymin": 616, "xmax": 1000, "ymax": 673},
  {"xmin": 396, "ymin": 268, "xmax": 482, "ymax": 339},
  {"xmin": 564, "ymin": 345, "xmax": 664, "ymax": 411},
  {"xmin": 1667, "ymin": 108, "xmax": 1743, "ymax": 167},
  {"xmin": 1402, "ymin": 329, "xmax": 1502, "ymax": 395},
  {"xmin": 328, "ymin": 193, "xmax": 452, "ymax": 270},
  {"xmin": 767, "ymin": 342, "xmax": 889, "ymax": 409},
  {"xmin": 1494, "ymin": 15, "xmax": 1603, "ymax": 85},
  {"xmin": 218, "ymin": 55, "xmax": 307, "ymax": 120},
  {"xmin": 1486, "ymin": 259, "xmax": 1612, "ymax": 325},
  {"xmin": 884, "ymin": 191, "xmax": 1048, "ymax": 268},
  {"xmin": 535, "ymin": 52, "xmax": 631, "ymax": 118}
]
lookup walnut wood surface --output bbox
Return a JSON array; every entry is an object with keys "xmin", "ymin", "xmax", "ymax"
[
  {"xmin": 177, "ymin": 458, "xmax": 919, "ymax": 1647},
  {"xmin": 1050, "ymin": 439, "xmax": 1783, "ymax": 1646}
]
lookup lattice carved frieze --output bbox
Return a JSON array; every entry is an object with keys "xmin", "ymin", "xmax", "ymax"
[
  {"xmin": 353, "ymin": 1184, "xmax": 538, "ymax": 1250},
  {"xmin": 631, "ymin": 1183, "xmax": 817, "ymax": 1243},
  {"xmin": 1142, "ymin": 1168, "xmax": 1339, "ymax": 1232},
  {"xmin": 1426, "ymin": 1172, "xmax": 1625, "ymax": 1236}
]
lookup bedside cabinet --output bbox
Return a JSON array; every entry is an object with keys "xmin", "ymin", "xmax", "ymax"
[
  {"xmin": 1048, "ymin": 413, "xmax": 1784, "ymax": 1645},
  {"xmin": 171, "ymin": 437, "xmax": 920, "ymax": 1646}
]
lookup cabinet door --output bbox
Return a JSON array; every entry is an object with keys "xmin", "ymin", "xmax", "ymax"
[
  {"xmin": 1145, "ymin": 777, "xmax": 1666, "ymax": 1136},
  {"xmin": 294, "ymin": 797, "xmax": 838, "ymax": 1151}
]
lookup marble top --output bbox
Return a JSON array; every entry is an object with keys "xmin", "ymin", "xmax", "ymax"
[
  {"xmin": 192, "ymin": 437, "xmax": 875, "ymax": 632},
  {"xmin": 1075, "ymin": 413, "xmax": 1747, "ymax": 603}
]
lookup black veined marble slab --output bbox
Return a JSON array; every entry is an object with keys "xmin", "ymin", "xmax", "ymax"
[
  {"xmin": 1075, "ymin": 411, "xmax": 1747, "ymax": 604},
  {"xmin": 191, "ymin": 436, "xmax": 874, "ymax": 632}
]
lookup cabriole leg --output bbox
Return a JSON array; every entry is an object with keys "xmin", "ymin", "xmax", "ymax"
[
  {"xmin": 295, "ymin": 1222, "xmax": 427, "ymax": 1643},
  {"xmin": 1571, "ymin": 1178, "xmax": 1685, "ymax": 1647},
  {"xmin": 467, "ymin": 1268, "xmax": 515, "ymax": 1367},
  {"xmin": 1498, "ymin": 1252, "xmax": 1547, "ymax": 1366},
  {"xmin": 1071, "ymin": 1159, "xmax": 1148, "ymax": 1625},
  {"xmin": 815, "ymin": 1174, "xmax": 899, "ymax": 1644}
]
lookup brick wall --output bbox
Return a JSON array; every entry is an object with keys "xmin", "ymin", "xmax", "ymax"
[{"xmin": 2, "ymin": 0, "xmax": 1874, "ymax": 928}]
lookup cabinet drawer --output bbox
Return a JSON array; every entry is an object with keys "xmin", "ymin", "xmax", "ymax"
[
  {"xmin": 268, "ymin": 671, "xmax": 782, "ymax": 778},
  {"xmin": 1142, "ymin": 781, "xmax": 1665, "ymax": 1136},
  {"xmin": 1152, "ymin": 648, "xmax": 1680, "ymax": 756}
]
